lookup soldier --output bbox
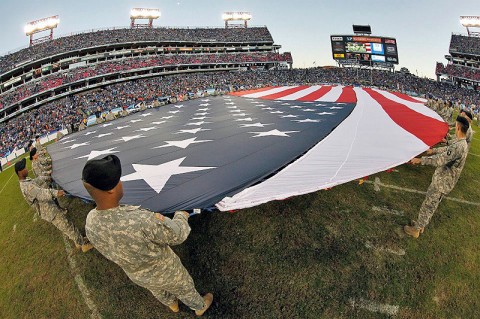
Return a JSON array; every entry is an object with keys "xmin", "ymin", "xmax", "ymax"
[
  {"xmin": 30, "ymin": 148, "xmax": 52, "ymax": 177},
  {"xmin": 82, "ymin": 155, "xmax": 213, "ymax": 316},
  {"xmin": 15, "ymin": 158, "xmax": 93, "ymax": 252},
  {"xmin": 105, "ymin": 110, "xmax": 116, "ymax": 122},
  {"xmin": 444, "ymin": 110, "xmax": 474, "ymax": 147},
  {"xmin": 78, "ymin": 119, "xmax": 87, "ymax": 131},
  {"xmin": 404, "ymin": 116, "xmax": 470, "ymax": 238}
]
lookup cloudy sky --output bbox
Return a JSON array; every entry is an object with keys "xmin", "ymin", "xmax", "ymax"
[{"xmin": 0, "ymin": 0, "xmax": 477, "ymax": 78}]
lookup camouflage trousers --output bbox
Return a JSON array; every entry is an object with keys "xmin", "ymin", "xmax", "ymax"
[
  {"xmin": 130, "ymin": 249, "xmax": 205, "ymax": 310},
  {"xmin": 39, "ymin": 203, "xmax": 84, "ymax": 245},
  {"xmin": 415, "ymin": 184, "xmax": 445, "ymax": 229}
]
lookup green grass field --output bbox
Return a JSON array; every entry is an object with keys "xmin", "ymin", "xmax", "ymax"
[{"xmin": 1, "ymin": 121, "xmax": 479, "ymax": 318}]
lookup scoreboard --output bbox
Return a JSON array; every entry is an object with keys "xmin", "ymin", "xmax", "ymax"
[{"xmin": 330, "ymin": 35, "xmax": 399, "ymax": 65}]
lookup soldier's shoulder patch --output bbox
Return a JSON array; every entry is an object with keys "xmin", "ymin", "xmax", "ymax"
[
  {"xmin": 447, "ymin": 150, "xmax": 452, "ymax": 156},
  {"xmin": 154, "ymin": 213, "xmax": 165, "ymax": 222}
]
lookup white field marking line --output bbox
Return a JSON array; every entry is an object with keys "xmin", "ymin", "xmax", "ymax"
[
  {"xmin": 469, "ymin": 152, "xmax": 480, "ymax": 157},
  {"xmin": 12, "ymin": 224, "xmax": 16, "ymax": 233},
  {"xmin": 62, "ymin": 236, "xmax": 103, "ymax": 319},
  {"xmin": 349, "ymin": 298, "xmax": 399, "ymax": 316},
  {"xmin": 0, "ymin": 173, "xmax": 15, "ymax": 195},
  {"xmin": 371, "ymin": 206, "xmax": 404, "ymax": 216},
  {"xmin": 363, "ymin": 180, "xmax": 480, "ymax": 207},
  {"xmin": 365, "ymin": 241, "xmax": 406, "ymax": 256}
]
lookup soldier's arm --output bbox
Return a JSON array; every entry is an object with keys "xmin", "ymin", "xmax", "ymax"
[
  {"xmin": 147, "ymin": 211, "xmax": 191, "ymax": 246},
  {"xmin": 421, "ymin": 144, "xmax": 462, "ymax": 167},
  {"xmin": 430, "ymin": 145, "xmax": 448, "ymax": 154}
]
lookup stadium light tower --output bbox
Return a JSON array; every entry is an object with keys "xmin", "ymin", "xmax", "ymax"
[
  {"xmin": 222, "ymin": 12, "xmax": 252, "ymax": 29},
  {"xmin": 460, "ymin": 16, "xmax": 480, "ymax": 37},
  {"xmin": 24, "ymin": 16, "xmax": 60, "ymax": 46},
  {"xmin": 130, "ymin": 8, "xmax": 161, "ymax": 28}
]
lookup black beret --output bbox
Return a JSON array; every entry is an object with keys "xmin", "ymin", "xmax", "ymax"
[
  {"xmin": 35, "ymin": 135, "xmax": 40, "ymax": 140},
  {"xmin": 82, "ymin": 155, "xmax": 122, "ymax": 191},
  {"xmin": 462, "ymin": 110, "xmax": 473, "ymax": 121},
  {"xmin": 27, "ymin": 141, "xmax": 33, "ymax": 148},
  {"xmin": 15, "ymin": 158, "xmax": 27, "ymax": 174},
  {"xmin": 30, "ymin": 147, "xmax": 37, "ymax": 160},
  {"xmin": 456, "ymin": 115, "xmax": 470, "ymax": 129}
]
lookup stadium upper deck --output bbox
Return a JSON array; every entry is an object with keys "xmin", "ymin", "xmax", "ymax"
[{"xmin": 0, "ymin": 26, "xmax": 274, "ymax": 76}]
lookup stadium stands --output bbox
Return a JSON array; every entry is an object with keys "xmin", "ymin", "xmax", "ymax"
[{"xmin": 450, "ymin": 34, "xmax": 480, "ymax": 56}]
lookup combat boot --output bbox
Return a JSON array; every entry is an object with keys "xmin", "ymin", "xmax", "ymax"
[
  {"xmin": 169, "ymin": 300, "xmax": 179, "ymax": 313},
  {"xmin": 195, "ymin": 293, "xmax": 213, "ymax": 316},
  {"xmin": 404, "ymin": 225, "xmax": 424, "ymax": 238}
]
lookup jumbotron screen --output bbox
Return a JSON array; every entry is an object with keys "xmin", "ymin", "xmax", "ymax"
[{"xmin": 330, "ymin": 35, "xmax": 399, "ymax": 64}]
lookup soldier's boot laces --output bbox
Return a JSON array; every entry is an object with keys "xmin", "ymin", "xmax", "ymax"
[
  {"xmin": 404, "ymin": 225, "xmax": 424, "ymax": 238},
  {"xmin": 195, "ymin": 293, "xmax": 213, "ymax": 316},
  {"xmin": 169, "ymin": 300, "xmax": 179, "ymax": 313}
]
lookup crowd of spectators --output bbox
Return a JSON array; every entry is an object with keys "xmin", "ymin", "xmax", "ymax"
[
  {"xmin": 0, "ymin": 52, "xmax": 292, "ymax": 110},
  {"xmin": 436, "ymin": 63, "xmax": 480, "ymax": 82},
  {"xmin": 450, "ymin": 34, "xmax": 480, "ymax": 56},
  {"xmin": 1, "ymin": 68, "xmax": 479, "ymax": 157},
  {"xmin": 0, "ymin": 27, "xmax": 274, "ymax": 74}
]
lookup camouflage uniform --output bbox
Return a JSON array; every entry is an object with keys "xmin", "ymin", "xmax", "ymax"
[
  {"xmin": 32, "ymin": 158, "xmax": 52, "ymax": 177},
  {"xmin": 446, "ymin": 126, "xmax": 473, "ymax": 147},
  {"xmin": 415, "ymin": 138, "xmax": 469, "ymax": 229},
  {"xmin": 19, "ymin": 177, "xmax": 84, "ymax": 245},
  {"xmin": 85, "ymin": 207, "xmax": 205, "ymax": 310},
  {"xmin": 105, "ymin": 112, "xmax": 116, "ymax": 121}
]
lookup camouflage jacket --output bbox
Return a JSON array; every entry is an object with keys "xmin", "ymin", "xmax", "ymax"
[
  {"xmin": 422, "ymin": 138, "xmax": 468, "ymax": 194},
  {"xmin": 447, "ymin": 126, "xmax": 473, "ymax": 146},
  {"xmin": 18, "ymin": 177, "xmax": 62, "ymax": 221},
  {"xmin": 86, "ymin": 206, "xmax": 191, "ymax": 278},
  {"xmin": 32, "ymin": 159, "xmax": 51, "ymax": 177}
]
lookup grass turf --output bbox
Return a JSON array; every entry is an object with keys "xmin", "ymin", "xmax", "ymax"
[{"xmin": 0, "ymin": 122, "xmax": 479, "ymax": 318}]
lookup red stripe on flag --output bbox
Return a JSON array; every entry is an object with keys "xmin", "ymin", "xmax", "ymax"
[
  {"xmin": 336, "ymin": 86, "xmax": 357, "ymax": 103},
  {"xmin": 230, "ymin": 86, "xmax": 279, "ymax": 96},
  {"xmin": 297, "ymin": 86, "xmax": 333, "ymax": 102},
  {"xmin": 389, "ymin": 91, "xmax": 425, "ymax": 103},
  {"xmin": 259, "ymin": 85, "xmax": 311, "ymax": 100},
  {"xmin": 364, "ymin": 88, "xmax": 448, "ymax": 147}
]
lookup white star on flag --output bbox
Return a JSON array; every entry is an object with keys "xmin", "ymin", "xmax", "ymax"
[
  {"xmin": 66, "ymin": 142, "xmax": 90, "ymax": 150},
  {"xmin": 251, "ymin": 101, "xmax": 261, "ymax": 104},
  {"xmin": 249, "ymin": 129, "xmax": 299, "ymax": 138},
  {"xmin": 281, "ymin": 115, "xmax": 299, "ymax": 118},
  {"xmin": 153, "ymin": 137, "xmax": 212, "ymax": 149},
  {"xmin": 239, "ymin": 123, "xmax": 273, "ymax": 128},
  {"xmin": 317, "ymin": 112, "xmax": 335, "ymax": 115},
  {"xmin": 191, "ymin": 116, "xmax": 210, "ymax": 120},
  {"xmin": 75, "ymin": 148, "xmax": 119, "ymax": 160},
  {"xmin": 230, "ymin": 109, "xmax": 245, "ymax": 113},
  {"xmin": 262, "ymin": 107, "xmax": 274, "ymax": 110},
  {"xmin": 130, "ymin": 119, "xmax": 143, "ymax": 123},
  {"xmin": 186, "ymin": 121, "xmax": 211, "ymax": 126},
  {"xmin": 198, "ymin": 108, "xmax": 210, "ymax": 111},
  {"xmin": 141, "ymin": 113, "xmax": 152, "ymax": 117},
  {"xmin": 174, "ymin": 105, "xmax": 184, "ymax": 108},
  {"xmin": 281, "ymin": 103, "xmax": 291, "ymax": 106},
  {"xmin": 293, "ymin": 119, "xmax": 321, "ymax": 123},
  {"xmin": 135, "ymin": 126, "xmax": 158, "ymax": 132},
  {"xmin": 256, "ymin": 104, "xmax": 267, "ymax": 107},
  {"xmin": 116, "ymin": 125, "xmax": 131, "ymax": 130},
  {"xmin": 195, "ymin": 112, "xmax": 208, "ymax": 116},
  {"xmin": 61, "ymin": 139, "xmax": 76, "ymax": 144},
  {"xmin": 315, "ymin": 104, "xmax": 326, "ymax": 106},
  {"xmin": 303, "ymin": 109, "xmax": 316, "ymax": 112},
  {"xmin": 329, "ymin": 107, "xmax": 343, "ymax": 109},
  {"xmin": 201, "ymin": 99, "xmax": 210, "ymax": 102},
  {"xmin": 270, "ymin": 111, "xmax": 284, "ymax": 114},
  {"xmin": 232, "ymin": 113, "xmax": 248, "ymax": 117},
  {"xmin": 115, "ymin": 135, "xmax": 146, "ymax": 142},
  {"xmin": 290, "ymin": 105, "xmax": 303, "ymax": 109},
  {"xmin": 102, "ymin": 123, "xmax": 113, "ymax": 127},
  {"xmin": 152, "ymin": 121, "xmax": 166, "ymax": 125},
  {"xmin": 199, "ymin": 103, "xmax": 210, "ymax": 106},
  {"xmin": 169, "ymin": 110, "xmax": 181, "ymax": 114},
  {"xmin": 227, "ymin": 106, "xmax": 237, "ymax": 109},
  {"xmin": 235, "ymin": 117, "xmax": 254, "ymax": 122},
  {"xmin": 161, "ymin": 116, "xmax": 175, "ymax": 119},
  {"xmin": 225, "ymin": 102, "xmax": 235, "ymax": 105},
  {"xmin": 84, "ymin": 131, "xmax": 97, "ymax": 136},
  {"xmin": 121, "ymin": 157, "xmax": 216, "ymax": 193},
  {"xmin": 175, "ymin": 128, "xmax": 211, "ymax": 134},
  {"xmin": 96, "ymin": 133, "xmax": 113, "ymax": 138}
]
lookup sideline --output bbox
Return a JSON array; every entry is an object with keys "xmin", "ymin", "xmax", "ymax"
[
  {"xmin": 62, "ymin": 236, "xmax": 103, "ymax": 319},
  {"xmin": 349, "ymin": 298, "xmax": 399, "ymax": 316},
  {"xmin": 365, "ymin": 179, "xmax": 480, "ymax": 207},
  {"xmin": 0, "ymin": 173, "xmax": 15, "ymax": 195}
]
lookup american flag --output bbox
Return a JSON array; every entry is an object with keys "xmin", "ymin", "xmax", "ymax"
[{"xmin": 48, "ymin": 86, "xmax": 447, "ymax": 212}]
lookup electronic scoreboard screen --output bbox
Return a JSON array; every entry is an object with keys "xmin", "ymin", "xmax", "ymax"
[{"xmin": 330, "ymin": 35, "xmax": 399, "ymax": 64}]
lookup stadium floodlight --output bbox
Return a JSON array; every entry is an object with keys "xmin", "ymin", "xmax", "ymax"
[
  {"xmin": 24, "ymin": 16, "xmax": 59, "ymax": 36},
  {"xmin": 460, "ymin": 16, "xmax": 480, "ymax": 27},
  {"xmin": 130, "ymin": 8, "xmax": 160, "ymax": 28},
  {"xmin": 24, "ymin": 16, "xmax": 59, "ymax": 46},
  {"xmin": 130, "ymin": 8, "xmax": 161, "ymax": 19},
  {"xmin": 222, "ymin": 12, "xmax": 252, "ymax": 29}
]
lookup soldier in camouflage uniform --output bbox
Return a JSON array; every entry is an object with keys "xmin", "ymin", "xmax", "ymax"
[
  {"xmin": 82, "ymin": 155, "xmax": 213, "ymax": 316},
  {"xmin": 444, "ymin": 110, "xmax": 474, "ymax": 147},
  {"xmin": 404, "ymin": 116, "xmax": 470, "ymax": 238},
  {"xmin": 15, "ymin": 158, "xmax": 93, "ymax": 252},
  {"xmin": 30, "ymin": 148, "xmax": 52, "ymax": 178}
]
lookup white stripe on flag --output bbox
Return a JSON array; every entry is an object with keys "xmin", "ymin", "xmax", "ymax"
[
  {"xmin": 316, "ymin": 85, "xmax": 344, "ymax": 102},
  {"xmin": 279, "ymin": 85, "xmax": 323, "ymax": 100},
  {"xmin": 242, "ymin": 86, "xmax": 294, "ymax": 98}
]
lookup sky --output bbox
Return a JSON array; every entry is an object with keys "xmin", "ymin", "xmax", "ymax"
[{"xmin": 0, "ymin": 0, "xmax": 477, "ymax": 79}]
